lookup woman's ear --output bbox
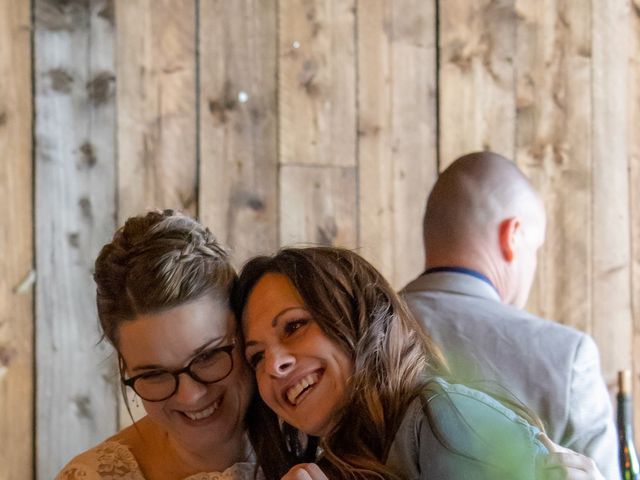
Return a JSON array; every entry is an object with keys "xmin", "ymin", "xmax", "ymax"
[{"xmin": 498, "ymin": 217, "xmax": 521, "ymax": 263}]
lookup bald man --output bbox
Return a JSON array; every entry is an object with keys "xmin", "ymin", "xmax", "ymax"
[{"xmin": 402, "ymin": 152, "xmax": 619, "ymax": 480}]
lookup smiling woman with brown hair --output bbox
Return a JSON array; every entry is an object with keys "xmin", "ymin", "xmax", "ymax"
[
  {"xmin": 233, "ymin": 246, "xmax": 604, "ymax": 480},
  {"xmin": 56, "ymin": 210, "xmax": 258, "ymax": 480}
]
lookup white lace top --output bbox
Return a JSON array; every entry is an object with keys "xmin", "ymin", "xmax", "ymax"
[{"xmin": 55, "ymin": 440, "xmax": 261, "ymax": 480}]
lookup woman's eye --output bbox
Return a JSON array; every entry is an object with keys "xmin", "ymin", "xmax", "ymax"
[
  {"xmin": 284, "ymin": 319, "xmax": 308, "ymax": 336},
  {"xmin": 193, "ymin": 347, "xmax": 219, "ymax": 364},
  {"xmin": 247, "ymin": 351, "xmax": 264, "ymax": 369}
]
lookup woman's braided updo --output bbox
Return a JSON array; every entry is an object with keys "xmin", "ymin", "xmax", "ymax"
[{"xmin": 94, "ymin": 209, "xmax": 236, "ymax": 348}]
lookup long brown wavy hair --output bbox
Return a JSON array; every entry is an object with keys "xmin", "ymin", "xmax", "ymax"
[{"xmin": 232, "ymin": 246, "xmax": 448, "ymax": 479}]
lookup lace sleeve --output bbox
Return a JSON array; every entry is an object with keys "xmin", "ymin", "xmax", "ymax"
[
  {"xmin": 54, "ymin": 441, "xmax": 144, "ymax": 480},
  {"xmin": 55, "ymin": 463, "xmax": 102, "ymax": 480}
]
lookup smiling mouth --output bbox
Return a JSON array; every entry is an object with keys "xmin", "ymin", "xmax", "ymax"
[
  {"xmin": 286, "ymin": 372, "xmax": 320, "ymax": 405},
  {"xmin": 182, "ymin": 400, "xmax": 220, "ymax": 421}
]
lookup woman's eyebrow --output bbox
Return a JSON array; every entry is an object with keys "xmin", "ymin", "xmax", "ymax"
[
  {"xmin": 244, "ymin": 307, "xmax": 309, "ymax": 349},
  {"xmin": 130, "ymin": 336, "xmax": 227, "ymax": 372}
]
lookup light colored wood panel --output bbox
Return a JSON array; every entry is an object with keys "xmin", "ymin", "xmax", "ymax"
[
  {"xmin": 357, "ymin": 0, "xmax": 438, "ymax": 288},
  {"xmin": 0, "ymin": 1, "xmax": 33, "ymax": 478},
  {"xmin": 116, "ymin": 0, "xmax": 197, "ymax": 219},
  {"xmin": 34, "ymin": 0, "xmax": 118, "ymax": 476},
  {"xmin": 357, "ymin": 0, "xmax": 394, "ymax": 280},
  {"xmin": 439, "ymin": 0, "xmax": 516, "ymax": 167},
  {"xmin": 515, "ymin": 0, "xmax": 592, "ymax": 333},
  {"xmin": 629, "ymin": 0, "xmax": 640, "ymax": 435},
  {"xmin": 388, "ymin": 0, "xmax": 438, "ymax": 288},
  {"xmin": 199, "ymin": 0, "xmax": 278, "ymax": 266},
  {"xmin": 115, "ymin": 0, "xmax": 197, "ymax": 428},
  {"xmin": 591, "ymin": 0, "xmax": 632, "ymax": 393},
  {"xmin": 279, "ymin": 0, "xmax": 356, "ymax": 166},
  {"xmin": 280, "ymin": 166, "xmax": 357, "ymax": 248}
]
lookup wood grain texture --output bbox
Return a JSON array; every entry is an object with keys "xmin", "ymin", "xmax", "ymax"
[
  {"xmin": 116, "ymin": 0, "xmax": 198, "ymax": 219},
  {"xmin": 515, "ymin": 0, "xmax": 593, "ymax": 333},
  {"xmin": 34, "ymin": 0, "xmax": 118, "ymax": 476},
  {"xmin": 280, "ymin": 165, "xmax": 357, "ymax": 248},
  {"xmin": 630, "ymin": 0, "xmax": 640, "ymax": 438},
  {"xmin": 439, "ymin": 0, "xmax": 516, "ymax": 167},
  {"xmin": 199, "ymin": 0, "xmax": 278, "ymax": 265},
  {"xmin": 591, "ymin": 0, "xmax": 632, "ymax": 392},
  {"xmin": 279, "ymin": 0, "xmax": 356, "ymax": 166},
  {"xmin": 0, "ymin": 0, "xmax": 33, "ymax": 478},
  {"xmin": 357, "ymin": 0, "xmax": 438, "ymax": 288},
  {"xmin": 115, "ymin": 0, "xmax": 198, "ymax": 427}
]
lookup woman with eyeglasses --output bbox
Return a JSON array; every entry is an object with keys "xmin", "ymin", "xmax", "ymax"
[{"xmin": 56, "ymin": 210, "xmax": 257, "ymax": 480}]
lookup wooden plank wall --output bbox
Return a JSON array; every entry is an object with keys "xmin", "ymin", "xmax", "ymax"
[
  {"xmin": 0, "ymin": 1, "xmax": 33, "ymax": 478},
  {"xmin": 1, "ymin": 0, "xmax": 640, "ymax": 477},
  {"xmin": 33, "ymin": 1, "xmax": 118, "ymax": 478}
]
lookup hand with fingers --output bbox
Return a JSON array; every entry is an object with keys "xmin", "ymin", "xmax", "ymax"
[
  {"xmin": 281, "ymin": 463, "xmax": 329, "ymax": 480},
  {"xmin": 538, "ymin": 434, "xmax": 605, "ymax": 480}
]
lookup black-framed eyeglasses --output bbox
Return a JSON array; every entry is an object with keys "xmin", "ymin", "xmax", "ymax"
[{"xmin": 123, "ymin": 341, "xmax": 236, "ymax": 402}]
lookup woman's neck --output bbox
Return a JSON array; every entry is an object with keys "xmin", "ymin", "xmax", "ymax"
[
  {"xmin": 121, "ymin": 417, "xmax": 250, "ymax": 478},
  {"xmin": 165, "ymin": 426, "xmax": 249, "ymax": 474}
]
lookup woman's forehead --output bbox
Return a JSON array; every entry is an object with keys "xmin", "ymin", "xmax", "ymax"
[
  {"xmin": 242, "ymin": 274, "xmax": 304, "ymax": 327},
  {"xmin": 119, "ymin": 295, "xmax": 234, "ymax": 362}
]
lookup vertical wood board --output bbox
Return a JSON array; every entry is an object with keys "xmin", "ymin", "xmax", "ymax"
[
  {"xmin": 628, "ymin": 0, "xmax": 640, "ymax": 436},
  {"xmin": 388, "ymin": 0, "xmax": 438, "ymax": 288},
  {"xmin": 439, "ymin": 0, "xmax": 516, "ymax": 167},
  {"xmin": 280, "ymin": 165, "xmax": 357, "ymax": 248},
  {"xmin": 34, "ymin": 0, "xmax": 118, "ymax": 476},
  {"xmin": 115, "ymin": 0, "xmax": 198, "ymax": 427},
  {"xmin": 199, "ymin": 0, "xmax": 278, "ymax": 266},
  {"xmin": 357, "ymin": 0, "xmax": 438, "ymax": 289},
  {"xmin": 279, "ymin": 0, "xmax": 357, "ymax": 167},
  {"xmin": 0, "ymin": 0, "xmax": 33, "ymax": 478},
  {"xmin": 515, "ymin": 0, "xmax": 593, "ymax": 333},
  {"xmin": 116, "ymin": 0, "xmax": 198, "ymax": 220},
  {"xmin": 356, "ymin": 0, "xmax": 394, "ymax": 281},
  {"xmin": 591, "ymin": 0, "xmax": 632, "ymax": 392}
]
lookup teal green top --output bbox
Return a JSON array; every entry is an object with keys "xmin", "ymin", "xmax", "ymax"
[{"xmin": 386, "ymin": 377, "xmax": 549, "ymax": 479}]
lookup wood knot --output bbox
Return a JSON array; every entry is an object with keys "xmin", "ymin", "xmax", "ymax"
[
  {"xmin": 87, "ymin": 71, "xmax": 115, "ymax": 106},
  {"xmin": 97, "ymin": 0, "xmax": 114, "ymax": 25},
  {"xmin": 79, "ymin": 142, "xmax": 97, "ymax": 167},
  {"xmin": 48, "ymin": 68, "xmax": 74, "ymax": 93}
]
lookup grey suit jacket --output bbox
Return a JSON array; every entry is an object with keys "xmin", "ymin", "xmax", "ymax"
[{"xmin": 402, "ymin": 271, "xmax": 620, "ymax": 480}]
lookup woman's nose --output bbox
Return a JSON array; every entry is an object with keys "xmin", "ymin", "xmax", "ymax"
[
  {"xmin": 265, "ymin": 349, "xmax": 295, "ymax": 377},
  {"xmin": 173, "ymin": 373, "xmax": 208, "ymax": 404}
]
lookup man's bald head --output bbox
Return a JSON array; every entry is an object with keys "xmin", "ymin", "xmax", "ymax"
[{"xmin": 423, "ymin": 151, "xmax": 546, "ymax": 307}]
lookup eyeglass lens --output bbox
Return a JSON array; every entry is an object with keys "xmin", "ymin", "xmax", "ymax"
[{"xmin": 131, "ymin": 345, "xmax": 234, "ymax": 401}]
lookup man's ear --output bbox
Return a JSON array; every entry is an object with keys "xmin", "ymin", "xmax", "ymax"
[{"xmin": 498, "ymin": 217, "xmax": 521, "ymax": 263}]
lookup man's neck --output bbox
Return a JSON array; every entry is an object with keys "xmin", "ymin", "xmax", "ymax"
[{"xmin": 423, "ymin": 265, "xmax": 499, "ymax": 294}]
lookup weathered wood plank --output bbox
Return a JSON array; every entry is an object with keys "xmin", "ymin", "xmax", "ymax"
[
  {"xmin": 514, "ymin": 0, "xmax": 592, "ymax": 334},
  {"xmin": 0, "ymin": 0, "xmax": 33, "ymax": 477},
  {"xmin": 628, "ymin": 0, "xmax": 640, "ymax": 433},
  {"xmin": 34, "ymin": 0, "xmax": 118, "ymax": 476},
  {"xmin": 279, "ymin": 0, "xmax": 356, "ymax": 166},
  {"xmin": 116, "ymin": 0, "xmax": 197, "ymax": 219},
  {"xmin": 439, "ymin": 0, "xmax": 516, "ymax": 167},
  {"xmin": 591, "ymin": 0, "xmax": 632, "ymax": 393},
  {"xmin": 198, "ymin": 0, "xmax": 278, "ymax": 265},
  {"xmin": 280, "ymin": 165, "xmax": 357, "ymax": 248},
  {"xmin": 357, "ymin": 0, "xmax": 438, "ymax": 288},
  {"xmin": 116, "ymin": 0, "xmax": 197, "ymax": 426}
]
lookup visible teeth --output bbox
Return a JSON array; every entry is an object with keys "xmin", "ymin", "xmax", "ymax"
[
  {"xmin": 184, "ymin": 401, "xmax": 219, "ymax": 421},
  {"xmin": 286, "ymin": 373, "xmax": 319, "ymax": 405}
]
